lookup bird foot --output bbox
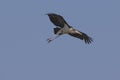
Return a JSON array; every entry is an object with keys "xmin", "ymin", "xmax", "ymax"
[{"xmin": 47, "ymin": 38, "xmax": 53, "ymax": 43}]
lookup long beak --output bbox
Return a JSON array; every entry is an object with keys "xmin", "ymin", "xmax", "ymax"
[{"xmin": 47, "ymin": 35, "xmax": 60, "ymax": 43}]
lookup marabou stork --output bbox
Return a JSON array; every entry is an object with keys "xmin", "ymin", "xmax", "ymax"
[{"xmin": 46, "ymin": 13, "xmax": 93, "ymax": 44}]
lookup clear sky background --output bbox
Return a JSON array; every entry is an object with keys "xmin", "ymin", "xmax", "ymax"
[{"xmin": 0, "ymin": 0, "xmax": 120, "ymax": 80}]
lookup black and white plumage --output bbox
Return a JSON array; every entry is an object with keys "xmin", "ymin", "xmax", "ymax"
[{"xmin": 46, "ymin": 13, "xmax": 93, "ymax": 44}]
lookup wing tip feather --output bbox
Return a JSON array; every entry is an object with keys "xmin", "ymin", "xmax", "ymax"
[{"xmin": 82, "ymin": 33, "xmax": 93, "ymax": 44}]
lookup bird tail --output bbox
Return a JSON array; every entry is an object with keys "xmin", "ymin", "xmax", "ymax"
[{"xmin": 53, "ymin": 28, "xmax": 61, "ymax": 34}]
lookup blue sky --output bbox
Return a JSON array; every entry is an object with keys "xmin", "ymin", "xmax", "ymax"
[{"xmin": 0, "ymin": 0, "xmax": 120, "ymax": 80}]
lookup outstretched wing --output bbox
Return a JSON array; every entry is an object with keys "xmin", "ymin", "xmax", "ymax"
[
  {"xmin": 69, "ymin": 30, "xmax": 93, "ymax": 44},
  {"xmin": 47, "ymin": 13, "xmax": 70, "ymax": 28}
]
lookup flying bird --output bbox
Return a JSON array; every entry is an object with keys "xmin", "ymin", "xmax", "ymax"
[{"xmin": 46, "ymin": 13, "xmax": 93, "ymax": 44}]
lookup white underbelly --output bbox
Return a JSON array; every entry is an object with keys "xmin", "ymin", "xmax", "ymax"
[
  {"xmin": 61, "ymin": 24, "xmax": 70, "ymax": 34},
  {"xmin": 55, "ymin": 24, "xmax": 70, "ymax": 35}
]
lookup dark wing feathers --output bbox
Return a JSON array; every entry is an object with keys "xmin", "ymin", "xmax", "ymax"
[
  {"xmin": 53, "ymin": 27, "xmax": 61, "ymax": 34},
  {"xmin": 69, "ymin": 31, "xmax": 93, "ymax": 44},
  {"xmin": 47, "ymin": 13, "xmax": 69, "ymax": 28}
]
